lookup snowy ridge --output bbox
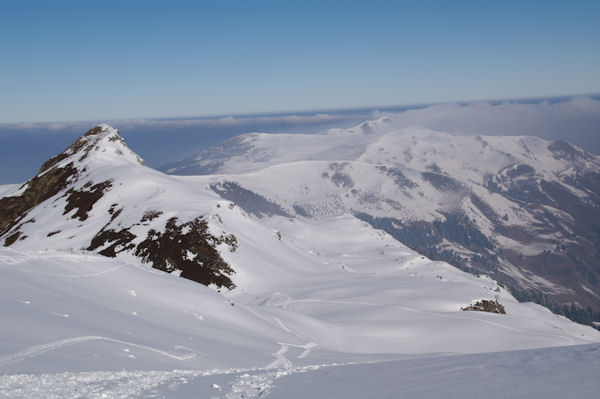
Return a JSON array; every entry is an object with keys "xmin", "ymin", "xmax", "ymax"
[
  {"xmin": 165, "ymin": 118, "xmax": 600, "ymax": 321},
  {"xmin": 164, "ymin": 121, "xmax": 599, "ymax": 179}
]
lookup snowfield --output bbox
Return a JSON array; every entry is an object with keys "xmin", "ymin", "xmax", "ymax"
[
  {"xmin": 266, "ymin": 343, "xmax": 600, "ymax": 399},
  {"xmin": 1, "ymin": 214, "xmax": 599, "ymax": 398},
  {"xmin": 1, "ymin": 125, "xmax": 599, "ymax": 397},
  {"xmin": 0, "ymin": 242, "xmax": 598, "ymax": 398}
]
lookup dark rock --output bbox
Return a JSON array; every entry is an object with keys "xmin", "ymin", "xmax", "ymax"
[
  {"xmin": 0, "ymin": 163, "xmax": 79, "ymax": 238},
  {"xmin": 462, "ymin": 299, "xmax": 506, "ymax": 314},
  {"xmin": 135, "ymin": 217, "xmax": 236, "ymax": 289},
  {"xmin": 63, "ymin": 180, "xmax": 112, "ymax": 221}
]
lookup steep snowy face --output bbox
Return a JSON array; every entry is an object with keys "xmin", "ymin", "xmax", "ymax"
[
  {"xmin": 165, "ymin": 121, "xmax": 600, "ymax": 324},
  {"xmin": 0, "ymin": 125, "xmax": 237, "ymax": 288}
]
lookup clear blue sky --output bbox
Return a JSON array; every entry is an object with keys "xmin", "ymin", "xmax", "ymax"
[{"xmin": 1, "ymin": 0, "xmax": 599, "ymax": 123}]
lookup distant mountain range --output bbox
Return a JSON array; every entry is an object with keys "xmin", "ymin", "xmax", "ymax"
[{"xmin": 162, "ymin": 117, "xmax": 600, "ymax": 326}]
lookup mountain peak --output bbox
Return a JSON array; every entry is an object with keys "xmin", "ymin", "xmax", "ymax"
[
  {"xmin": 84, "ymin": 123, "xmax": 119, "ymax": 137},
  {"xmin": 0, "ymin": 125, "xmax": 145, "ymax": 239},
  {"xmin": 38, "ymin": 124, "xmax": 143, "ymax": 176},
  {"xmin": 0, "ymin": 124, "xmax": 238, "ymax": 290}
]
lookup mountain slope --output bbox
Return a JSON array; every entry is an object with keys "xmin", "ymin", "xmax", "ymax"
[
  {"xmin": 164, "ymin": 120, "xmax": 600, "ymax": 325},
  {"xmin": 265, "ymin": 343, "xmax": 600, "ymax": 399},
  {"xmin": 1, "ymin": 245, "xmax": 598, "ymax": 397},
  {"xmin": 0, "ymin": 125, "xmax": 237, "ymax": 288},
  {"xmin": 1, "ymin": 124, "xmax": 599, "ymax": 397}
]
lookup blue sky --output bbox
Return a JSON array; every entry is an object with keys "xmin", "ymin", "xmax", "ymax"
[{"xmin": 1, "ymin": 0, "xmax": 599, "ymax": 122}]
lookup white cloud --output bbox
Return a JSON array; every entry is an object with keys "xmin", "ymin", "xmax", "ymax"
[{"xmin": 372, "ymin": 97, "xmax": 600, "ymax": 151}]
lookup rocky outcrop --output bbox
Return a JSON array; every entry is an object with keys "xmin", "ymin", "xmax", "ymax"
[{"xmin": 462, "ymin": 299, "xmax": 506, "ymax": 314}]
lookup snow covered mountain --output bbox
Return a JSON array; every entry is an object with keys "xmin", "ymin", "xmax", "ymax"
[
  {"xmin": 163, "ymin": 118, "xmax": 600, "ymax": 326},
  {"xmin": 0, "ymin": 125, "xmax": 238, "ymax": 288},
  {"xmin": 1, "ymin": 125, "xmax": 599, "ymax": 397}
]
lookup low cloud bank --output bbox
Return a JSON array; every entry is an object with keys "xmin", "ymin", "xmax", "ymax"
[
  {"xmin": 2, "ymin": 96, "xmax": 597, "ymax": 150},
  {"xmin": 377, "ymin": 96, "xmax": 600, "ymax": 152},
  {"xmin": 0, "ymin": 96, "xmax": 598, "ymax": 184},
  {"xmin": 0, "ymin": 112, "xmax": 356, "ymax": 133}
]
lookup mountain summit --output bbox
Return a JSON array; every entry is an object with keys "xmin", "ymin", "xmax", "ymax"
[
  {"xmin": 0, "ymin": 125, "xmax": 237, "ymax": 288},
  {"xmin": 39, "ymin": 124, "xmax": 145, "ymax": 173}
]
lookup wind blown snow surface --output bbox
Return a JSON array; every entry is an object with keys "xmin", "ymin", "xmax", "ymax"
[
  {"xmin": 1, "ymin": 215, "xmax": 599, "ymax": 398},
  {"xmin": 266, "ymin": 343, "xmax": 600, "ymax": 399},
  {"xmin": 1, "ymin": 125, "xmax": 599, "ymax": 398}
]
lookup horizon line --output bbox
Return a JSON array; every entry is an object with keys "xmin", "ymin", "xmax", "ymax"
[{"xmin": 3, "ymin": 92, "xmax": 599, "ymax": 128}]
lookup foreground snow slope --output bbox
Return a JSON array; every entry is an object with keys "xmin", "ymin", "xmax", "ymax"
[
  {"xmin": 3, "ymin": 344, "xmax": 598, "ymax": 399},
  {"xmin": 1, "ymin": 223, "xmax": 599, "ymax": 398},
  {"xmin": 266, "ymin": 343, "xmax": 600, "ymax": 399},
  {"xmin": 3, "ymin": 213, "xmax": 597, "ymax": 375},
  {"xmin": 2, "ymin": 213, "xmax": 599, "ymax": 362}
]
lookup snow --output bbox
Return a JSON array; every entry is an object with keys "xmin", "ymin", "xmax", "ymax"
[
  {"xmin": 166, "ymin": 118, "xmax": 599, "ymax": 224},
  {"xmin": 164, "ymin": 117, "xmax": 600, "ymax": 300},
  {"xmin": 2, "ymin": 343, "xmax": 598, "ymax": 398},
  {"xmin": 1, "ymin": 124, "xmax": 599, "ymax": 397},
  {"xmin": 266, "ymin": 343, "xmax": 600, "ymax": 399},
  {"xmin": 168, "ymin": 122, "xmax": 597, "ymax": 182},
  {"xmin": 1, "ymin": 212, "xmax": 599, "ymax": 396},
  {"xmin": 0, "ymin": 183, "xmax": 24, "ymax": 198}
]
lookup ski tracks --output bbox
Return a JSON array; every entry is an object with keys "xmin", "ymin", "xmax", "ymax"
[
  {"xmin": 0, "ymin": 336, "xmax": 203, "ymax": 367},
  {"xmin": 223, "ymin": 343, "xmax": 345, "ymax": 399},
  {"xmin": 0, "ymin": 338, "xmax": 344, "ymax": 399}
]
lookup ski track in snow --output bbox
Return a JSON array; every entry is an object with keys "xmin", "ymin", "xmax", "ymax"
[
  {"xmin": 0, "ymin": 341, "xmax": 346, "ymax": 399},
  {"xmin": 0, "ymin": 368, "xmax": 253, "ymax": 399},
  {"xmin": 273, "ymin": 316, "xmax": 293, "ymax": 333},
  {"xmin": 0, "ymin": 336, "xmax": 205, "ymax": 367},
  {"xmin": 265, "ymin": 343, "xmax": 293, "ymax": 370},
  {"xmin": 0, "ymin": 260, "xmax": 129, "ymax": 279},
  {"xmin": 223, "ymin": 343, "xmax": 348, "ymax": 399}
]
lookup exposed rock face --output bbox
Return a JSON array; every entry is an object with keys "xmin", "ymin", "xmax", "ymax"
[
  {"xmin": 0, "ymin": 125, "xmax": 236, "ymax": 289},
  {"xmin": 135, "ymin": 217, "xmax": 237, "ymax": 288},
  {"xmin": 0, "ymin": 163, "xmax": 79, "ymax": 237},
  {"xmin": 63, "ymin": 180, "xmax": 113, "ymax": 221}
]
